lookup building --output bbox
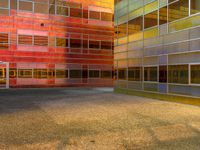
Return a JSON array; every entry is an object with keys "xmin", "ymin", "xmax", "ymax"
[
  {"xmin": 114, "ymin": 0, "xmax": 200, "ymax": 97},
  {"xmin": 0, "ymin": 0, "xmax": 114, "ymax": 88}
]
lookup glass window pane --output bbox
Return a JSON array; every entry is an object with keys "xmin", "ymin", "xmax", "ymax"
[
  {"xmin": 0, "ymin": 8, "xmax": 9, "ymax": 15},
  {"xmin": 118, "ymin": 68, "xmax": 127, "ymax": 80},
  {"xmin": 34, "ymin": 36, "xmax": 48, "ymax": 46},
  {"xmin": 128, "ymin": 16, "xmax": 143, "ymax": 35},
  {"xmin": 168, "ymin": 65, "xmax": 189, "ymax": 84},
  {"xmin": 144, "ymin": 10, "xmax": 158, "ymax": 29},
  {"xmin": 70, "ymin": 39, "xmax": 81, "ymax": 48},
  {"xmin": 57, "ymin": 6, "xmax": 68, "ymax": 16},
  {"xmin": 101, "ymin": 71, "xmax": 112, "ymax": 78},
  {"xmin": 70, "ymin": 8, "xmax": 82, "ymax": 18},
  {"xmin": 89, "ymin": 11, "xmax": 100, "ymax": 20},
  {"xmin": 159, "ymin": 66, "xmax": 167, "ymax": 83},
  {"xmin": 34, "ymin": 69, "xmax": 48, "ymax": 78},
  {"xmin": 0, "ymin": 0, "xmax": 8, "ymax": 8},
  {"xmin": 144, "ymin": 67, "xmax": 158, "ymax": 82},
  {"xmin": 89, "ymin": 70, "xmax": 100, "ymax": 78},
  {"xmin": 56, "ymin": 69, "xmax": 68, "ymax": 78},
  {"xmin": 34, "ymin": 3, "xmax": 49, "ymax": 14},
  {"xmin": 19, "ymin": 1, "xmax": 33, "ymax": 11},
  {"xmin": 191, "ymin": 65, "xmax": 200, "ymax": 84},
  {"xmin": 18, "ymin": 69, "xmax": 33, "ymax": 78},
  {"xmin": 191, "ymin": 0, "xmax": 200, "ymax": 14},
  {"xmin": 0, "ymin": 33, "xmax": 9, "ymax": 49},
  {"xmin": 128, "ymin": 67, "xmax": 142, "ymax": 81},
  {"xmin": 89, "ymin": 40, "xmax": 100, "ymax": 49},
  {"xmin": 56, "ymin": 38, "xmax": 68, "ymax": 47},
  {"xmin": 101, "ymin": 41, "xmax": 112, "ymax": 50},
  {"xmin": 101, "ymin": 12, "xmax": 113, "ymax": 21},
  {"xmin": 70, "ymin": 70, "xmax": 82, "ymax": 78},
  {"xmin": 117, "ymin": 23, "xmax": 127, "ymax": 38},
  {"xmin": 168, "ymin": 0, "xmax": 189, "ymax": 22},
  {"xmin": 18, "ymin": 35, "xmax": 33, "ymax": 45},
  {"xmin": 159, "ymin": 6, "xmax": 167, "ymax": 25}
]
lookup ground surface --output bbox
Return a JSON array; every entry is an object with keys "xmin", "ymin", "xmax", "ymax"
[{"xmin": 0, "ymin": 88, "xmax": 200, "ymax": 150}]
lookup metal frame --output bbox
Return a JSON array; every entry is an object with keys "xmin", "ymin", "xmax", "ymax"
[{"xmin": 0, "ymin": 61, "xmax": 9, "ymax": 89}]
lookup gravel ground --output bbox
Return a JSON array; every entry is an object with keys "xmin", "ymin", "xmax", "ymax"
[{"xmin": 0, "ymin": 88, "xmax": 200, "ymax": 150}]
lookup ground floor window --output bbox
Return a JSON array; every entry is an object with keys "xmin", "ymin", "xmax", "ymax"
[
  {"xmin": 89, "ymin": 70, "xmax": 100, "ymax": 78},
  {"xmin": 191, "ymin": 65, "xmax": 200, "ymax": 84},
  {"xmin": 128, "ymin": 67, "xmax": 142, "ymax": 81},
  {"xmin": 34, "ymin": 69, "xmax": 48, "ymax": 78},
  {"xmin": 118, "ymin": 68, "xmax": 127, "ymax": 80},
  {"xmin": 159, "ymin": 66, "xmax": 167, "ymax": 83},
  {"xmin": 168, "ymin": 65, "xmax": 188, "ymax": 84},
  {"xmin": 56, "ymin": 69, "xmax": 68, "ymax": 78},
  {"xmin": 18, "ymin": 69, "xmax": 33, "ymax": 78},
  {"xmin": 101, "ymin": 71, "xmax": 112, "ymax": 78},
  {"xmin": 70, "ymin": 70, "xmax": 82, "ymax": 78},
  {"xmin": 144, "ymin": 67, "xmax": 157, "ymax": 82}
]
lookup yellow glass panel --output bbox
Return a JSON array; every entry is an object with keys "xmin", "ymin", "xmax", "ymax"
[
  {"xmin": 128, "ymin": 32, "xmax": 143, "ymax": 42},
  {"xmin": 118, "ymin": 36, "xmax": 128, "ymax": 45},
  {"xmin": 129, "ymin": 7, "xmax": 143, "ymax": 20},
  {"xmin": 169, "ymin": 14, "xmax": 200, "ymax": 32},
  {"xmin": 144, "ymin": 0, "xmax": 158, "ymax": 14},
  {"xmin": 144, "ymin": 27, "xmax": 158, "ymax": 39},
  {"xmin": 118, "ymin": 14, "xmax": 127, "ymax": 25}
]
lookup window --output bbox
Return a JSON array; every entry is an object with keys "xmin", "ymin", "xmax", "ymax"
[
  {"xmin": 83, "ymin": 9, "xmax": 88, "ymax": 19},
  {"xmin": 34, "ymin": 36, "xmax": 48, "ymax": 46},
  {"xmin": 70, "ymin": 8, "xmax": 82, "ymax": 18},
  {"xmin": 0, "ymin": 68, "xmax": 5, "ymax": 78},
  {"xmin": 18, "ymin": 69, "xmax": 33, "ymax": 78},
  {"xmin": 101, "ymin": 71, "xmax": 112, "ymax": 78},
  {"xmin": 89, "ymin": 11, "xmax": 100, "ymax": 20},
  {"xmin": 168, "ymin": 65, "xmax": 189, "ymax": 84},
  {"xmin": 33, "ymin": 69, "xmax": 48, "ymax": 78},
  {"xmin": 128, "ymin": 67, "xmax": 142, "ymax": 81},
  {"xmin": 144, "ymin": 67, "xmax": 158, "ymax": 82},
  {"xmin": 101, "ymin": 12, "xmax": 113, "ymax": 22},
  {"xmin": 70, "ymin": 39, "xmax": 81, "ymax": 48},
  {"xmin": 0, "ymin": 0, "xmax": 9, "ymax": 15},
  {"xmin": 128, "ymin": 16, "xmax": 143, "ymax": 35},
  {"xmin": 168, "ymin": 0, "xmax": 189, "ymax": 22},
  {"xmin": 144, "ymin": 10, "xmax": 158, "ymax": 29},
  {"xmin": 191, "ymin": 65, "xmax": 200, "ymax": 84},
  {"xmin": 89, "ymin": 40, "xmax": 100, "ymax": 49},
  {"xmin": 18, "ymin": 35, "xmax": 33, "ymax": 45},
  {"xmin": 9, "ymin": 68, "xmax": 17, "ymax": 78},
  {"xmin": 118, "ymin": 68, "xmax": 127, "ymax": 80},
  {"xmin": 34, "ymin": 3, "xmax": 49, "ymax": 14},
  {"xmin": 0, "ymin": 0, "xmax": 8, "ymax": 8},
  {"xmin": 83, "ymin": 40, "xmax": 88, "ymax": 49},
  {"xmin": 101, "ymin": 41, "xmax": 112, "ymax": 50},
  {"xmin": 70, "ymin": 70, "xmax": 82, "ymax": 78},
  {"xmin": 82, "ymin": 70, "xmax": 88, "ymax": 78},
  {"xmin": 89, "ymin": 70, "xmax": 100, "ymax": 78},
  {"xmin": 48, "ymin": 69, "xmax": 55, "ymax": 78},
  {"xmin": 159, "ymin": 6, "xmax": 167, "ymax": 25},
  {"xmin": 49, "ymin": 4, "xmax": 55, "ymax": 14},
  {"xmin": 19, "ymin": 1, "xmax": 33, "ymax": 12},
  {"xmin": 191, "ymin": 0, "xmax": 200, "ymax": 14},
  {"xmin": 57, "ymin": 6, "xmax": 69, "ymax": 16},
  {"xmin": 56, "ymin": 69, "xmax": 68, "ymax": 78},
  {"xmin": 10, "ymin": 0, "xmax": 17, "ymax": 9},
  {"xmin": 159, "ymin": 66, "xmax": 167, "ymax": 83},
  {"xmin": 56, "ymin": 37, "xmax": 68, "ymax": 47},
  {"xmin": 0, "ymin": 33, "xmax": 9, "ymax": 49}
]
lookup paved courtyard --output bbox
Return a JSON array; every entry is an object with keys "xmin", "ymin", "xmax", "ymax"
[{"xmin": 0, "ymin": 88, "xmax": 200, "ymax": 150}]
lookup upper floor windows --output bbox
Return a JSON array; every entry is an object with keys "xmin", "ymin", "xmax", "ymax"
[
  {"xmin": 0, "ymin": 33, "xmax": 9, "ymax": 49},
  {"xmin": 0, "ymin": 0, "xmax": 9, "ymax": 15},
  {"xmin": 18, "ymin": 35, "xmax": 48, "ymax": 46}
]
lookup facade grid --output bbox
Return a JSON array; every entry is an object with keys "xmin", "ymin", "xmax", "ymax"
[
  {"xmin": 0, "ymin": 0, "xmax": 114, "ymax": 88},
  {"xmin": 114, "ymin": 0, "xmax": 200, "ymax": 97}
]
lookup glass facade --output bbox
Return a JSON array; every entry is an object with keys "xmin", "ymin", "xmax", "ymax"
[
  {"xmin": 0, "ymin": 0, "xmax": 114, "ymax": 88},
  {"xmin": 114, "ymin": 0, "xmax": 200, "ymax": 97}
]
